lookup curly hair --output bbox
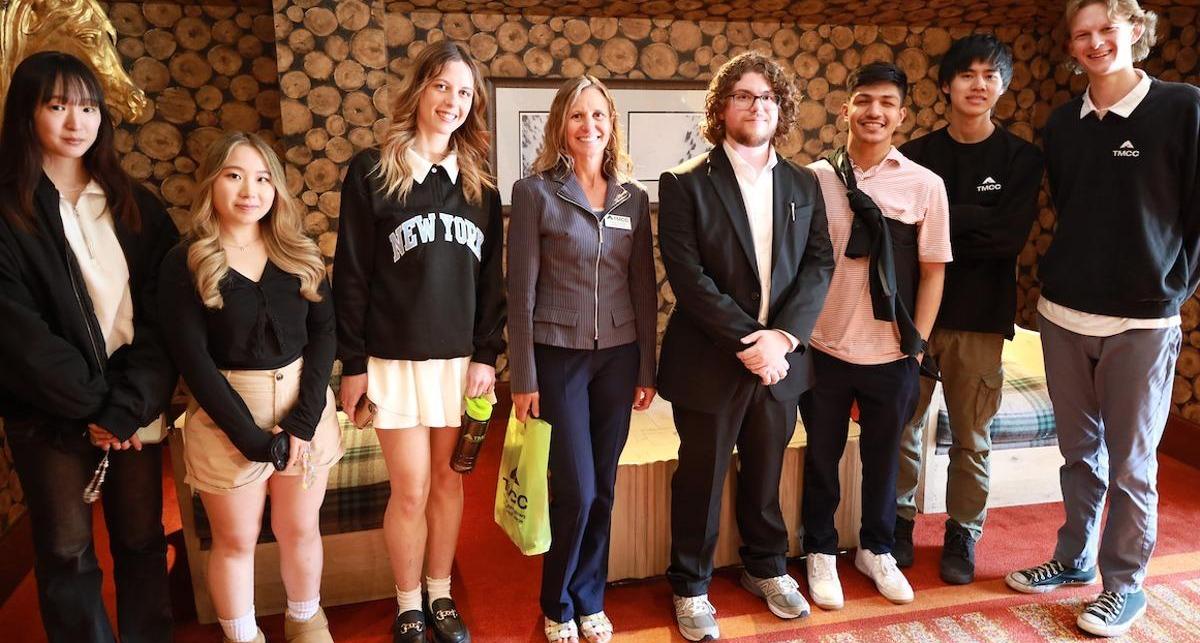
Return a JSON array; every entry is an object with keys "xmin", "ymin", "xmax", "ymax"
[
  {"xmin": 530, "ymin": 76, "xmax": 632, "ymax": 182},
  {"xmin": 701, "ymin": 51, "xmax": 799, "ymax": 146},
  {"xmin": 1063, "ymin": 0, "xmax": 1158, "ymax": 74}
]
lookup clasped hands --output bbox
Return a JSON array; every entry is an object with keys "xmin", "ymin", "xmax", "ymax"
[
  {"xmin": 87, "ymin": 424, "xmax": 143, "ymax": 452},
  {"xmin": 738, "ymin": 329, "xmax": 792, "ymax": 386}
]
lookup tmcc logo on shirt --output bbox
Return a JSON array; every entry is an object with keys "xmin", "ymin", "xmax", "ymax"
[
  {"xmin": 976, "ymin": 176, "xmax": 1002, "ymax": 192},
  {"xmin": 1113, "ymin": 140, "xmax": 1140, "ymax": 157}
]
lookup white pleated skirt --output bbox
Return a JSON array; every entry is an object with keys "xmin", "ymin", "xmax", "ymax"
[{"xmin": 366, "ymin": 356, "xmax": 471, "ymax": 429}]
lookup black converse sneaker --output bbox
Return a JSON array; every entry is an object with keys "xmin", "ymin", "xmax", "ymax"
[
  {"xmin": 1077, "ymin": 589, "xmax": 1147, "ymax": 637},
  {"xmin": 1005, "ymin": 559, "xmax": 1096, "ymax": 593}
]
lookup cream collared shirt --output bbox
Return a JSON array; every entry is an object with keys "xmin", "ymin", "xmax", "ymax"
[
  {"xmin": 407, "ymin": 148, "xmax": 459, "ymax": 184},
  {"xmin": 58, "ymin": 181, "xmax": 134, "ymax": 357},
  {"xmin": 1040, "ymin": 70, "xmax": 1179, "ymax": 337}
]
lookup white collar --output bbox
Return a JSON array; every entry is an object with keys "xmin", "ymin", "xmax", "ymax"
[
  {"xmin": 407, "ymin": 148, "xmax": 459, "ymax": 184},
  {"xmin": 1080, "ymin": 69, "xmax": 1151, "ymax": 119},
  {"xmin": 60, "ymin": 180, "xmax": 106, "ymax": 216},
  {"xmin": 722, "ymin": 140, "xmax": 777, "ymax": 183}
]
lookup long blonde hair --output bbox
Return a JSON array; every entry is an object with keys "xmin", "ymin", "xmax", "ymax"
[
  {"xmin": 185, "ymin": 131, "xmax": 326, "ymax": 309},
  {"xmin": 375, "ymin": 41, "xmax": 494, "ymax": 205},
  {"xmin": 530, "ymin": 76, "xmax": 632, "ymax": 182}
]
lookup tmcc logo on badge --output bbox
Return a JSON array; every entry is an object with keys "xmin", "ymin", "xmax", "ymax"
[
  {"xmin": 977, "ymin": 176, "xmax": 1002, "ymax": 192},
  {"xmin": 1113, "ymin": 140, "xmax": 1140, "ymax": 157}
]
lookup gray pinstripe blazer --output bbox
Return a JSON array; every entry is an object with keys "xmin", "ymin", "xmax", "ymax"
[{"xmin": 506, "ymin": 167, "xmax": 658, "ymax": 393}]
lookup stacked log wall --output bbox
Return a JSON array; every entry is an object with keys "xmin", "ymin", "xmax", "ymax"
[
  {"xmin": 2, "ymin": 1, "xmax": 1193, "ymax": 535},
  {"xmin": 274, "ymin": 4, "xmax": 1069, "ymax": 380}
]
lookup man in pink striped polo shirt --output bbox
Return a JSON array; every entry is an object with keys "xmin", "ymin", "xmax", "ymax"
[{"xmin": 800, "ymin": 62, "xmax": 953, "ymax": 610}]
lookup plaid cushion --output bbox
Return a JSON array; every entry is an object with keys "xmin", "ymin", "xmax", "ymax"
[
  {"xmin": 192, "ymin": 412, "xmax": 392, "ymax": 549},
  {"xmin": 935, "ymin": 370, "xmax": 1056, "ymax": 455}
]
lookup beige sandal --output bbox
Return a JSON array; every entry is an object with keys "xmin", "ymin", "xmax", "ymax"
[
  {"xmin": 578, "ymin": 611, "xmax": 613, "ymax": 643},
  {"xmin": 544, "ymin": 616, "xmax": 579, "ymax": 642}
]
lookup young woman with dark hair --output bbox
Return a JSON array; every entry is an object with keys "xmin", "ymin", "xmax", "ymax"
[
  {"xmin": 334, "ymin": 41, "xmax": 505, "ymax": 643},
  {"xmin": 0, "ymin": 50, "xmax": 177, "ymax": 643}
]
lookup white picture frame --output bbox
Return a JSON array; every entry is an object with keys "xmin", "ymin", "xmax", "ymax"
[{"xmin": 493, "ymin": 84, "xmax": 709, "ymax": 205}]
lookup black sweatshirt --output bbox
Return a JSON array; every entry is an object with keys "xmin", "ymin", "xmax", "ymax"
[
  {"xmin": 0, "ymin": 175, "xmax": 178, "ymax": 441},
  {"xmin": 1040, "ymin": 78, "xmax": 1200, "ymax": 318},
  {"xmin": 159, "ymin": 245, "xmax": 335, "ymax": 460},
  {"xmin": 334, "ymin": 149, "xmax": 506, "ymax": 375},
  {"xmin": 899, "ymin": 126, "xmax": 1044, "ymax": 338}
]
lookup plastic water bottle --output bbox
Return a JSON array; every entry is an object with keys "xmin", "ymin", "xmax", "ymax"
[{"xmin": 450, "ymin": 396, "xmax": 493, "ymax": 473}]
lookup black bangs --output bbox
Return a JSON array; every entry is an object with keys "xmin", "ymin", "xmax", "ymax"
[{"xmin": 37, "ymin": 59, "xmax": 105, "ymax": 108}]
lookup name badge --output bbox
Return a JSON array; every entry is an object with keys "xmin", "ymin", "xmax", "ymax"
[{"xmin": 605, "ymin": 215, "xmax": 632, "ymax": 230}]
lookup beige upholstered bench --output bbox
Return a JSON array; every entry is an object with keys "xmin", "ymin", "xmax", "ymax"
[
  {"xmin": 170, "ymin": 415, "xmax": 394, "ymax": 623},
  {"xmin": 608, "ymin": 397, "xmax": 864, "ymax": 581},
  {"xmin": 915, "ymin": 327, "xmax": 1064, "ymax": 514}
]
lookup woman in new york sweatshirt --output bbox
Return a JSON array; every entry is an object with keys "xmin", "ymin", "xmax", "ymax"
[{"xmin": 333, "ymin": 41, "xmax": 505, "ymax": 643}]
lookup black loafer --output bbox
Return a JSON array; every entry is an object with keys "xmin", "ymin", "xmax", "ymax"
[
  {"xmin": 393, "ymin": 609, "xmax": 426, "ymax": 643},
  {"xmin": 426, "ymin": 597, "xmax": 471, "ymax": 643}
]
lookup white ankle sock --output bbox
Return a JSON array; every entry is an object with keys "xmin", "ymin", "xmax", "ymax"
[
  {"xmin": 396, "ymin": 585, "xmax": 423, "ymax": 613},
  {"xmin": 218, "ymin": 607, "xmax": 257, "ymax": 642},
  {"xmin": 286, "ymin": 595, "xmax": 320, "ymax": 622},
  {"xmin": 426, "ymin": 575, "xmax": 452, "ymax": 604}
]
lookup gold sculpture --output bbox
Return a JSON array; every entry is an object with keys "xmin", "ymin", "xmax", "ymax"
[{"xmin": 0, "ymin": 0, "xmax": 147, "ymax": 123}]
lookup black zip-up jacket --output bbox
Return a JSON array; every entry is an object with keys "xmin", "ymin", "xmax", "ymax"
[
  {"xmin": 334, "ymin": 149, "xmax": 506, "ymax": 375},
  {"xmin": 0, "ymin": 174, "xmax": 179, "ymax": 441}
]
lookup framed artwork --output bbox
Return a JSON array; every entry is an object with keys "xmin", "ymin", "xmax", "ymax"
[{"xmin": 492, "ymin": 82, "xmax": 709, "ymax": 205}]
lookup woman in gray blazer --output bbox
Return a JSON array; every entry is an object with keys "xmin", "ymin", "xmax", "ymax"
[{"xmin": 507, "ymin": 76, "xmax": 658, "ymax": 643}]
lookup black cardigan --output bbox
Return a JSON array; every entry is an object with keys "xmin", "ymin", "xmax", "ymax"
[
  {"xmin": 0, "ymin": 174, "xmax": 179, "ymax": 441},
  {"xmin": 158, "ymin": 245, "xmax": 335, "ymax": 458}
]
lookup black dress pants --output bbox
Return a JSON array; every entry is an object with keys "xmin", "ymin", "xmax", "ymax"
[
  {"xmin": 799, "ymin": 349, "xmax": 919, "ymax": 556},
  {"xmin": 667, "ymin": 377, "xmax": 797, "ymax": 596},
  {"xmin": 6, "ymin": 422, "xmax": 172, "ymax": 643}
]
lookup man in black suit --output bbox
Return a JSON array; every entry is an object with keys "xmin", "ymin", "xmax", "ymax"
[{"xmin": 658, "ymin": 51, "xmax": 834, "ymax": 641}]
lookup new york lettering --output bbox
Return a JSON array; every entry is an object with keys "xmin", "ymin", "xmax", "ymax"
[{"xmin": 389, "ymin": 212, "xmax": 484, "ymax": 262}]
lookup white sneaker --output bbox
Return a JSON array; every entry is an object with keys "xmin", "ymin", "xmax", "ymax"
[
  {"xmin": 855, "ymin": 548, "xmax": 914, "ymax": 604},
  {"xmin": 805, "ymin": 553, "xmax": 844, "ymax": 610},
  {"xmin": 672, "ymin": 594, "xmax": 719, "ymax": 641}
]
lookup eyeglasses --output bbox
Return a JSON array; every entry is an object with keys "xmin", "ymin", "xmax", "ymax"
[{"xmin": 726, "ymin": 91, "xmax": 778, "ymax": 109}]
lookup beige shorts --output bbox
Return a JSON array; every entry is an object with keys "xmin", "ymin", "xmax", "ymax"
[{"xmin": 182, "ymin": 358, "xmax": 344, "ymax": 495}]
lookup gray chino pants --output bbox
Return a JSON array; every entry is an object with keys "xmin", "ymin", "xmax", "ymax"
[{"xmin": 1039, "ymin": 313, "xmax": 1180, "ymax": 593}]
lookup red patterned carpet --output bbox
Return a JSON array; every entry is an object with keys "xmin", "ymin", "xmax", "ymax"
[{"xmin": 3, "ymin": 435, "xmax": 1200, "ymax": 642}]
